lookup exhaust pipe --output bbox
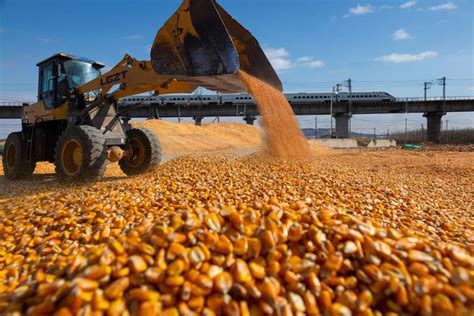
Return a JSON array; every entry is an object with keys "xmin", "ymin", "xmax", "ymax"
[{"xmin": 150, "ymin": 0, "xmax": 282, "ymax": 93}]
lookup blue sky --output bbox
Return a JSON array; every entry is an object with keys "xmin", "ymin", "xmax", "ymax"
[{"xmin": 0, "ymin": 0, "xmax": 473, "ymax": 133}]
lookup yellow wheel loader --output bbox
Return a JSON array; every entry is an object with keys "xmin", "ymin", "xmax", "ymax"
[{"xmin": 3, "ymin": 0, "xmax": 281, "ymax": 181}]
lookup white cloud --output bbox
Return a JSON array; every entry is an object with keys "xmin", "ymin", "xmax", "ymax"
[
  {"xmin": 344, "ymin": 4, "xmax": 375, "ymax": 17},
  {"xmin": 400, "ymin": 1, "xmax": 416, "ymax": 9},
  {"xmin": 297, "ymin": 57, "xmax": 312, "ymax": 63},
  {"xmin": 375, "ymin": 51, "xmax": 438, "ymax": 63},
  {"xmin": 264, "ymin": 48, "xmax": 326, "ymax": 71},
  {"xmin": 393, "ymin": 28, "xmax": 413, "ymax": 40},
  {"xmin": 264, "ymin": 47, "xmax": 294, "ymax": 71},
  {"xmin": 124, "ymin": 34, "xmax": 143, "ymax": 40},
  {"xmin": 297, "ymin": 56, "xmax": 325, "ymax": 68},
  {"xmin": 428, "ymin": 2, "xmax": 457, "ymax": 10}
]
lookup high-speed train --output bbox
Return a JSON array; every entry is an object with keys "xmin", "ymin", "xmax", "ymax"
[{"xmin": 121, "ymin": 91, "xmax": 396, "ymax": 105}]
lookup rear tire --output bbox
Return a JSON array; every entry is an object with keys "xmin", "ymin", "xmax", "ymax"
[
  {"xmin": 2, "ymin": 132, "xmax": 36, "ymax": 180},
  {"xmin": 119, "ymin": 128, "xmax": 162, "ymax": 176},
  {"xmin": 54, "ymin": 126, "xmax": 108, "ymax": 180}
]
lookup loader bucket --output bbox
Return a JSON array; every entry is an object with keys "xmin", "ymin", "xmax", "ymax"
[{"xmin": 150, "ymin": 0, "xmax": 282, "ymax": 93}]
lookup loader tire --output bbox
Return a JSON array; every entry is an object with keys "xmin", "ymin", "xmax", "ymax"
[
  {"xmin": 55, "ymin": 126, "xmax": 108, "ymax": 181},
  {"xmin": 3, "ymin": 132, "xmax": 36, "ymax": 180},
  {"xmin": 119, "ymin": 128, "xmax": 162, "ymax": 176}
]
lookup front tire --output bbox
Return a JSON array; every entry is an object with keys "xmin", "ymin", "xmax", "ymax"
[
  {"xmin": 54, "ymin": 126, "xmax": 108, "ymax": 180},
  {"xmin": 2, "ymin": 132, "xmax": 36, "ymax": 180},
  {"xmin": 119, "ymin": 128, "xmax": 162, "ymax": 176}
]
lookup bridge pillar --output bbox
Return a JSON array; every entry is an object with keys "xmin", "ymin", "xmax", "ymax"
[
  {"xmin": 334, "ymin": 113, "xmax": 351, "ymax": 138},
  {"xmin": 423, "ymin": 111, "xmax": 445, "ymax": 143},
  {"xmin": 244, "ymin": 115, "xmax": 256, "ymax": 125},
  {"xmin": 194, "ymin": 116, "xmax": 203, "ymax": 126}
]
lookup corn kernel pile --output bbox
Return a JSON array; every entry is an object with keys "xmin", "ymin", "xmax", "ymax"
[{"xmin": 0, "ymin": 147, "xmax": 473, "ymax": 315}]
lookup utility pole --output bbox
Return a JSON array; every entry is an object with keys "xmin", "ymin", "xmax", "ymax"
[
  {"xmin": 373, "ymin": 128, "xmax": 376, "ymax": 140},
  {"xmin": 330, "ymin": 87, "xmax": 334, "ymax": 138},
  {"xmin": 315, "ymin": 116, "xmax": 318, "ymax": 139},
  {"xmin": 421, "ymin": 124, "xmax": 424, "ymax": 141},
  {"xmin": 424, "ymin": 81, "xmax": 432, "ymax": 101},
  {"xmin": 441, "ymin": 77, "xmax": 446, "ymax": 100},
  {"xmin": 405, "ymin": 118, "xmax": 408, "ymax": 143},
  {"xmin": 331, "ymin": 84, "xmax": 343, "ymax": 138},
  {"xmin": 436, "ymin": 76, "xmax": 446, "ymax": 111},
  {"xmin": 445, "ymin": 119, "xmax": 448, "ymax": 141},
  {"xmin": 344, "ymin": 79, "xmax": 352, "ymax": 114}
]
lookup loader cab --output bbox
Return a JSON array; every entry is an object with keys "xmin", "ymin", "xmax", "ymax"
[{"xmin": 37, "ymin": 53, "xmax": 104, "ymax": 109}]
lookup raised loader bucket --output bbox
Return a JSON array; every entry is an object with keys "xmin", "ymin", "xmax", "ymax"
[{"xmin": 150, "ymin": 0, "xmax": 282, "ymax": 93}]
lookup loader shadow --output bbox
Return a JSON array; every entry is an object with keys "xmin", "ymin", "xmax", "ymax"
[{"xmin": 0, "ymin": 173, "xmax": 128, "ymax": 200}]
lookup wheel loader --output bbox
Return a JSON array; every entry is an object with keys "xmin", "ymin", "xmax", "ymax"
[{"xmin": 2, "ymin": 0, "xmax": 281, "ymax": 181}]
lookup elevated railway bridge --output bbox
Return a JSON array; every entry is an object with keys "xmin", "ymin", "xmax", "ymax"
[{"xmin": 1, "ymin": 96, "xmax": 473, "ymax": 142}]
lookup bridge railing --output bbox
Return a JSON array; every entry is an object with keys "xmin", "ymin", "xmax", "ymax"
[{"xmin": 397, "ymin": 96, "xmax": 473, "ymax": 102}]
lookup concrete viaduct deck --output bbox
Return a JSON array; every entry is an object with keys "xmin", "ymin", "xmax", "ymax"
[{"xmin": 1, "ymin": 97, "xmax": 473, "ymax": 142}]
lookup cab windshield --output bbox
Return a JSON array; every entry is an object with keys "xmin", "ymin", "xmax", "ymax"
[
  {"xmin": 61, "ymin": 60, "xmax": 100, "ymax": 88},
  {"xmin": 58, "ymin": 60, "xmax": 101, "ymax": 100}
]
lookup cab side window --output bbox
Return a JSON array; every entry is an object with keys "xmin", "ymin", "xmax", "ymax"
[{"xmin": 40, "ymin": 63, "xmax": 55, "ymax": 109}]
